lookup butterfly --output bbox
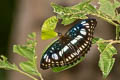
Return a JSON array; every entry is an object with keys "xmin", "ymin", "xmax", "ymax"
[{"xmin": 40, "ymin": 19, "xmax": 97, "ymax": 70}]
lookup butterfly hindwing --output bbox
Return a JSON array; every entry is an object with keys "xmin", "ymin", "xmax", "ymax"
[{"xmin": 40, "ymin": 19, "xmax": 97, "ymax": 70}]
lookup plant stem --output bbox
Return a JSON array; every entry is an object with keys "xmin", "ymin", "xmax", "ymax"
[
  {"xmin": 16, "ymin": 68, "xmax": 38, "ymax": 80},
  {"xmin": 97, "ymin": 39, "xmax": 120, "ymax": 44},
  {"xmin": 92, "ymin": 10, "xmax": 119, "ymax": 27},
  {"xmin": 92, "ymin": 10, "xmax": 120, "ymax": 40},
  {"xmin": 116, "ymin": 25, "xmax": 120, "ymax": 40},
  {"xmin": 33, "ymin": 56, "xmax": 44, "ymax": 80},
  {"xmin": 37, "ymin": 72, "xmax": 44, "ymax": 80}
]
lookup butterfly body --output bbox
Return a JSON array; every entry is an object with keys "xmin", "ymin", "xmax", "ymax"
[{"xmin": 40, "ymin": 19, "xmax": 97, "ymax": 70}]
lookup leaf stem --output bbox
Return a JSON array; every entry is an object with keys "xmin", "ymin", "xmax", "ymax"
[
  {"xmin": 16, "ymin": 68, "xmax": 38, "ymax": 80},
  {"xmin": 97, "ymin": 40, "xmax": 120, "ymax": 44},
  {"xmin": 33, "ymin": 56, "xmax": 44, "ymax": 80},
  {"xmin": 92, "ymin": 10, "xmax": 120, "ymax": 40},
  {"xmin": 92, "ymin": 10, "xmax": 118, "ymax": 27},
  {"xmin": 116, "ymin": 25, "xmax": 120, "ymax": 40},
  {"xmin": 37, "ymin": 72, "xmax": 44, "ymax": 80}
]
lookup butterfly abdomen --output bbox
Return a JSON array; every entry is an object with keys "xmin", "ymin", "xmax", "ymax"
[{"xmin": 40, "ymin": 19, "xmax": 97, "ymax": 70}]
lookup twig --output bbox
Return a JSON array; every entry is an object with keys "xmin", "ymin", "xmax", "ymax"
[{"xmin": 16, "ymin": 68, "xmax": 38, "ymax": 80}]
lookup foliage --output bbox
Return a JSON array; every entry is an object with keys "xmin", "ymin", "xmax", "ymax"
[
  {"xmin": 98, "ymin": 42, "xmax": 117, "ymax": 78},
  {"xmin": 0, "ymin": 32, "xmax": 43, "ymax": 80},
  {"xmin": 41, "ymin": 16, "xmax": 58, "ymax": 40},
  {"xmin": 40, "ymin": 0, "xmax": 120, "ymax": 79},
  {"xmin": 0, "ymin": 0, "xmax": 120, "ymax": 80},
  {"xmin": 92, "ymin": 38, "xmax": 118, "ymax": 78}
]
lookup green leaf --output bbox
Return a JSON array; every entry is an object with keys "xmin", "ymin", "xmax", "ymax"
[
  {"xmin": 58, "ymin": 13, "xmax": 88, "ymax": 25},
  {"xmin": 58, "ymin": 15, "xmax": 77, "ymax": 25},
  {"xmin": 41, "ymin": 31, "xmax": 58, "ymax": 40},
  {"xmin": 26, "ymin": 39, "xmax": 37, "ymax": 48},
  {"xmin": 99, "ymin": 0, "xmax": 115, "ymax": 17},
  {"xmin": 92, "ymin": 37, "xmax": 103, "ymax": 44},
  {"xmin": 41, "ymin": 16, "xmax": 58, "ymax": 40},
  {"xmin": 51, "ymin": 3, "xmax": 79, "ymax": 25},
  {"xmin": 19, "ymin": 61, "xmax": 38, "ymax": 76},
  {"xmin": 99, "ymin": 0, "xmax": 120, "ymax": 19},
  {"xmin": 112, "ymin": 0, "xmax": 120, "ymax": 21},
  {"xmin": 13, "ymin": 45, "xmax": 34, "ymax": 61},
  {"xmin": 0, "ymin": 55, "xmax": 18, "ymax": 70},
  {"xmin": 13, "ymin": 33, "xmax": 37, "ymax": 61},
  {"xmin": 51, "ymin": 1, "xmax": 97, "ymax": 25},
  {"xmin": 28, "ymin": 32, "xmax": 36, "ymax": 39},
  {"xmin": 113, "ymin": 0, "xmax": 120, "ymax": 10},
  {"xmin": 52, "ymin": 56, "xmax": 85, "ymax": 72},
  {"xmin": 0, "ymin": 32, "xmax": 43, "ymax": 80},
  {"xmin": 51, "ymin": 0, "xmax": 94, "ymax": 15},
  {"xmin": 61, "ymin": 18, "xmax": 76, "ymax": 25},
  {"xmin": 114, "ymin": 14, "xmax": 120, "ymax": 22},
  {"xmin": 51, "ymin": 3, "xmax": 79, "ymax": 15},
  {"xmin": 97, "ymin": 42, "xmax": 117, "ymax": 78},
  {"xmin": 72, "ymin": 1, "xmax": 97, "ymax": 14}
]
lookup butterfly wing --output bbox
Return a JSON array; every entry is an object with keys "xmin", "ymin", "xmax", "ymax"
[
  {"xmin": 40, "ymin": 19, "xmax": 97, "ymax": 70},
  {"xmin": 40, "ymin": 39, "xmax": 67, "ymax": 69},
  {"xmin": 63, "ymin": 18, "xmax": 97, "ymax": 64}
]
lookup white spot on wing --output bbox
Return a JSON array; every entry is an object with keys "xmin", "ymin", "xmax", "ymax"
[
  {"xmin": 52, "ymin": 53, "xmax": 58, "ymax": 60},
  {"xmin": 86, "ymin": 41, "xmax": 89, "ymax": 43},
  {"xmin": 45, "ymin": 56, "xmax": 49, "ymax": 62},
  {"xmin": 77, "ymin": 49, "xmax": 80, "ymax": 53},
  {"xmin": 50, "ymin": 50, "xmax": 53, "ymax": 53},
  {"xmin": 88, "ymin": 29, "xmax": 90, "ymax": 31},
  {"xmin": 83, "ymin": 23, "xmax": 89, "ymax": 26},
  {"xmin": 68, "ymin": 56, "xmax": 72, "ymax": 60},
  {"xmin": 82, "ymin": 45, "xmax": 85, "ymax": 48},
  {"xmin": 76, "ymin": 35, "xmax": 83, "ymax": 40},
  {"xmin": 84, "ymin": 43, "xmax": 87, "ymax": 46},
  {"xmin": 51, "ymin": 47, "xmax": 54, "ymax": 50},
  {"xmin": 74, "ymin": 28, "xmax": 77, "ymax": 31},
  {"xmin": 66, "ymin": 58, "xmax": 69, "ymax": 61},
  {"xmin": 59, "ymin": 51, "xmax": 63, "ymax": 57},
  {"xmin": 73, "ymin": 52, "xmax": 78, "ymax": 56},
  {"xmin": 48, "ymin": 59, "xmax": 51, "ymax": 62},
  {"xmin": 71, "ymin": 54, "xmax": 74, "ymax": 58},
  {"xmin": 43, "ymin": 54, "xmax": 47, "ymax": 59},
  {"xmin": 63, "ymin": 46, "xmax": 69, "ymax": 52},
  {"xmin": 79, "ymin": 47, "xmax": 83, "ymax": 51},
  {"xmin": 71, "ymin": 39, "xmax": 78, "ymax": 44},
  {"xmin": 80, "ymin": 28, "xmax": 87, "ymax": 35},
  {"xmin": 86, "ymin": 26, "xmax": 89, "ymax": 28},
  {"xmin": 81, "ymin": 21, "xmax": 86, "ymax": 24},
  {"xmin": 77, "ymin": 26, "xmax": 80, "ymax": 29}
]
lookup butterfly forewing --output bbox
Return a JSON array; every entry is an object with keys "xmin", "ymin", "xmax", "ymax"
[{"xmin": 40, "ymin": 19, "xmax": 97, "ymax": 70}]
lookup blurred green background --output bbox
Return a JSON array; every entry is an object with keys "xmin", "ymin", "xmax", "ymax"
[{"xmin": 0, "ymin": 0, "xmax": 15, "ymax": 80}]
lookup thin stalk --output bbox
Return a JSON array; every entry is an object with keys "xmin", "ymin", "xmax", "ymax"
[
  {"xmin": 33, "ymin": 56, "xmax": 44, "ymax": 80},
  {"xmin": 116, "ymin": 25, "xmax": 120, "ymax": 40},
  {"xmin": 37, "ymin": 72, "xmax": 44, "ymax": 80},
  {"xmin": 16, "ymin": 68, "xmax": 38, "ymax": 80},
  {"xmin": 97, "ymin": 39, "xmax": 120, "ymax": 44},
  {"xmin": 92, "ymin": 10, "xmax": 120, "ymax": 40},
  {"xmin": 32, "ymin": 39, "xmax": 44, "ymax": 80},
  {"xmin": 92, "ymin": 11, "xmax": 118, "ymax": 27}
]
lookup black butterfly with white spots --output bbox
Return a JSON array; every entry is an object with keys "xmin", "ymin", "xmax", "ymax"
[{"xmin": 40, "ymin": 19, "xmax": 97, "ymax": 70}]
